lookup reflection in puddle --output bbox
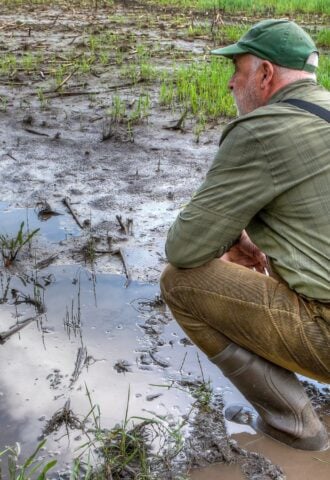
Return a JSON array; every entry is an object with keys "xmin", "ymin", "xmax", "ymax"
[
  {"xmin": 0, "ymin": 202, "xmax": 80, "ymax": 243},
  {"xmin": 0, "ymin": 266, "xmax": 195, "ymax": 477},
  {"xmin": 0, "ymin": 264, "xmax": 328, "ymax": 478}
]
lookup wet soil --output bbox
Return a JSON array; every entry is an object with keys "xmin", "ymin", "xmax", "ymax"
[{"xmin": 0, "ymin": 2, "xmax": 329, "ymax": 479}]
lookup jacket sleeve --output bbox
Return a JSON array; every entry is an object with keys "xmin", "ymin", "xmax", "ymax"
[{"xmin": 165, "ymin": 123, "xmax": 275, "ymax": 268}]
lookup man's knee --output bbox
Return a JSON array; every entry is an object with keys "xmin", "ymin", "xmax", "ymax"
[
  {"xmin": 160, "ymin": 264, "xmax": 197, "ymax": 314},
  {"xmin": 160, "ymin": 259, "xmax": 227, "ymax": 299},
  {"xmin": 160, "ymin": 264, "xmax": 178, "ymax": 299}
]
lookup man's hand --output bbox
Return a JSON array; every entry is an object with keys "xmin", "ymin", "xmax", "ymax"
[{"xmin": 221, "ymin": 230, "xmax": 268, "ymax": 273}]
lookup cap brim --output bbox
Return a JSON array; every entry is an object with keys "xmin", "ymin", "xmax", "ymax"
[{"xmin": 211, "ymin": 43, "xmax": 247, "ymax": 57}]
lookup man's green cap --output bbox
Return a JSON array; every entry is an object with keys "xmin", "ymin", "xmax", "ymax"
[{"xmin": 211, "ymin": 19, "xmax": 318, "ymax": 72}]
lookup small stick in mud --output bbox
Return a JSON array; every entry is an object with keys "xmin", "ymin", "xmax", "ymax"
[
  {"xmin": 179, "ymin": 352, "xmax": 188, "ymax": 373},
  {"xmin": 70, "ymin": 346, "xmax": 88, "ymax": 387},
  {"xmin": 5, "ymin": 152, "xmax": 18, "ymax": 161},
  {"xmin": 149, "ymin": 350, "xmax": 170, "ymax": 368},
  {"xmin": 116, "ymin": 215, "xmax": 133, "ymax": 235},
  {"xmin": 104, "ymin": 246, "xmax": 131, "ymax": 286},
  {"xmin": 34, "ymin": 254, "xmax": 58, "ymax": 270},
  {"xmin": 196, "ymin": 351, "xmax": 206, "ymax": 384},
  {"xmin": 126, "ymin": 218, "xmax": 133, "ymax": 235},
  {"xmin": 23, "ymin": 127, "xmax": 50, "ymax": 137},
  {"xmin": 164, "ymin": 108, "xmax": 188, "ymax": 131},
  {"xmin": 0, "ymin": 315, "xmax": 41, "ymax": 344},
  {"xmin": 118, "ymin": 247, "xmax": 131, "ymax": 287},
  {"xmin": 54, "ymin": 67, "xmax": 78, "ymax": 93},
  {"xmin": 116, "ymin": 214, "xmax": 126, "ymax": 233},
  {"xmin": 33, "ymin": 84, "xmax": 139, "ymax": 99},
  {"xmin": 51, "ymin": 14, "xmax": 60, "ymax": 27},
  {"xmin": 62, "ymin": 197, "xmax": 85, "ymax": 229}
]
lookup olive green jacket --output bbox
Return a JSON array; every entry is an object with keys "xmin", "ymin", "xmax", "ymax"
[{"xmin": 165, "ymin": 80, "xmax": 330, "ymax": 301}]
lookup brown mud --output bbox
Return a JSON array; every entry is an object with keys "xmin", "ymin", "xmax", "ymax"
[{"xmin": 0, "ymin": 2, "xmax": 329, "ymax": 479}]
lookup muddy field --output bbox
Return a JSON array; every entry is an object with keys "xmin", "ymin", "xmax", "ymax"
[{"xmin": 0, "ymin": 2, "xmax": 329, "ymax": 479}]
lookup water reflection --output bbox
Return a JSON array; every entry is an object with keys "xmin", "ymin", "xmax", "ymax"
[
  {"xmin": 0, "ymin": 202, "xmax": 80, "ymax": 243},
  {"xmin": 0, "ymin": 264, "xmax": 328, "ymax": 478},
  {"xmin": 0, "ymin": 266, "xmax": 192, "ymax": 477}
]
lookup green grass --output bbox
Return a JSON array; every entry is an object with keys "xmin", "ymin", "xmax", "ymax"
[
  {"xmin": 0, "ymin": 53, "xmax": 43, "ymax": 77},
  {"xmin": 149, "ymin": 0, "xmax": 330, "ymax": 15},
  {"xmin": 107, "ymin": 93, "xmax": 151, "ymax": 124},
  {"xmin": 0, "ymin": 440, "xmax": 57, "ymax": 480},
  {"xmin": 186, "ymin": 22, "xmax": 249, "ymax": 43},
  {"xmin": 0, "ymin": 54, "xmax": 18, "ymax": 76},
  {"xmin": 119, "ymin": 42, "xmax": 159, "ymax": 84},
  {"xmin": 3, "ymin": 0, "xmax": 114, "ymax": 5},
  {"xmin": 2, "ymin": 0, "xmax": 330, "ymax": 14},
  {"xmin": 0, "ymin": 221, "xmax": 40, "ymax": 267},
  {"xmin": 318, "ymin": 55, "xmax": 330, "ymax": 90},
  {"xmin": 160, "ymin": 57, "xmax": 236, "ymax": 119},
  {"xmin": 316, "ymin": 28, "xmax": 330, "ymax": 47},
  {"xmin": 74, "ymin": 385, "xmax": 189, "ymax": 479},
  {"xmin": 0, "ymin": 380, "xmax": 207, "ymax": 479},
  {"xmin": 159, "ymin": 50, "xmax": 329, "ymax": 135},
  {"xmin": 187, "ymin": 22, "xmax": 330, "ymax": 48}
]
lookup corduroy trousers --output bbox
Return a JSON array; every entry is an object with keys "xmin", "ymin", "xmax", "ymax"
[{"xmin": 160, "ymin": 259, "xmax": 330, "ymax": 383}]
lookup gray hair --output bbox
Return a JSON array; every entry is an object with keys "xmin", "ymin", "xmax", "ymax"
[{"xmin": 251, "ymin": 54, "xmax": 317, "ymax": 81}]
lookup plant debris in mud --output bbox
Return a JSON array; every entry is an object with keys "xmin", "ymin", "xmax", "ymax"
[
  {"xmin": 114, "ymin": 359, "xmax": 133, "ymax": 373},
  {"xmin": 42, "ymin": 399, "xmax": 83, "ymax": 436},
  {"xmin": 74, "ymin": 381, "xmax": 285, "ymax": 480}
]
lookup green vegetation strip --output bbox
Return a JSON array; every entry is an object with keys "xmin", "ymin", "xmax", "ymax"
[
  {"xmin": 2, "ymin": 0, "xmax": 114, "ymax": 6},
  {"xmin": 318, "ymin": 55, "xmax": 330, "ymax": 90},
  {"xmin": 149, "ymin": 0, "xmax": 330, "ymax": 15},
  {"xmin": 184, "ymin": 23, "xmax": 329, "ymax": 50},
  {"xmin": 160, "ymin": 54, "xmax": 330, "ymax": 122},
  {"xmin": 185, "ymin": 22, "xmax": 250, "ymax": 43},
  {"xmin": 317, "ymin": 28, "xmax": 330, "ymax": 47},
  {"xmin": 3, "ymin": 0, "xmax": 330, "ymax": 14}
]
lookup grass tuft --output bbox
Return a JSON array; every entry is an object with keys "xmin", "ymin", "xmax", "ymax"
[
  {"xmin": 316, "ymin": 28, "xmax": 330, "ymax": 47},
  {"xmin": 160, "ymin": 57, "xmax": 236, "ymax": 121},
  {"xmin": 0, "ymin": 222, "xmax": 40, "ymax": 267},
  {"xmin": 318, "ymin": 55, "xmax": 330, "ymax": 90}
]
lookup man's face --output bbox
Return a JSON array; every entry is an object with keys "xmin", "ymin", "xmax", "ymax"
[{"xmin": 228, "ymin": 54, "xmax": 264, "ymax": 116}]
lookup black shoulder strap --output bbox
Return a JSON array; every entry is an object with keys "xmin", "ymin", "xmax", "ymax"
[{"xmin": 282, "ymin": 99, "xmax": 330, "ymax": 123}]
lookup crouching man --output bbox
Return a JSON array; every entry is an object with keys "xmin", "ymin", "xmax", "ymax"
[{"xmin": 160, "ymin": 19, "xmax": 329, "ymax": 450}]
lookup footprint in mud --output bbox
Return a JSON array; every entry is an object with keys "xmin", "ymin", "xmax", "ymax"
[{"xmin": 46, "ymin": 368, "xmax": 64, "ymax": 389}]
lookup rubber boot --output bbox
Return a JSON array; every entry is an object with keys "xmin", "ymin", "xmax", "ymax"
[{"xmin": 211, "ymin": 343, "xmax": 329, "ymax": 451}]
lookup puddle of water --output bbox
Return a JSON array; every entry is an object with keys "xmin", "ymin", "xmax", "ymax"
[
  {"xmin": 233, "ymin": 430, "xmax": 330, "ymax": 480},
  {"xmin": 189, "ymin": 402, "xmax": 330, "ymax": 479},
  {"xmin": 0, "ymin": 266, "xmax": 198, "ymax": 477},
  {"xmin": 0, "ymin": 202, "xmax": 80, "ymax": 243},
  {"xmin": 0, "ymin": 262, "xmax": 328, "ymax": 479}
]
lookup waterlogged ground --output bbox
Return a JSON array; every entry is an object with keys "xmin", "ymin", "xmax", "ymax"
[{"xmin": 0, "ymin": 1, "xmax": 329, "ymax": 479}]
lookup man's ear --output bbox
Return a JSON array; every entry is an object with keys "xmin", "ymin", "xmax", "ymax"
[{"xmin": 260, "ymin": 61, "xmax": 274, "ymax": 89}]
